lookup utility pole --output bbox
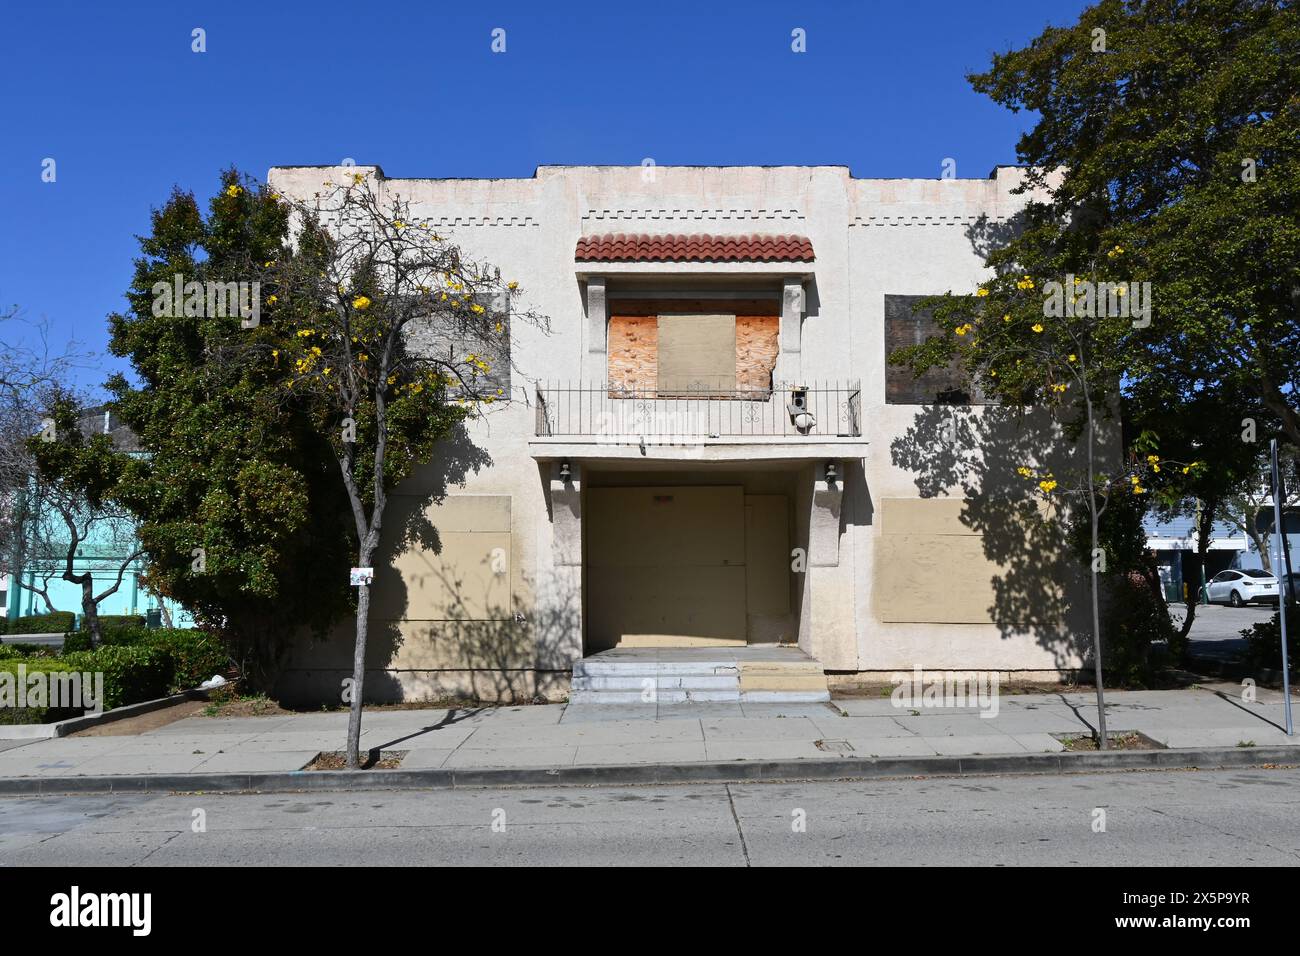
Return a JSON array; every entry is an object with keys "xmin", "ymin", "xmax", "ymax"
[{"xmin": 1270, "ymin": 440, "xmax": 1293, "ymax": 735}]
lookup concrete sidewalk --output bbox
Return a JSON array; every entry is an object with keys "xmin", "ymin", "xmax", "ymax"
[{"xmin": 0, "ymin": 684, "xmax": 1296, "ymax": 783}]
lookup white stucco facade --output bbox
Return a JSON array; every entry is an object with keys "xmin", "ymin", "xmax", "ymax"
[{"xmin": 268, "ymin": 163, "xmax": 1093, "ymax": 703}]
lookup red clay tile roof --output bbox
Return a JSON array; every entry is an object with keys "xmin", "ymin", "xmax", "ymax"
[{"xmin": 575, "ymin": 233, "xmax": 814, "ymax": 263}]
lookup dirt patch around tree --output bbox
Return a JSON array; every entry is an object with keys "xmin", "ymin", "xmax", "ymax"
[
  {"xmin": 305, "ymin": 750, "xmax": 407, "ymax": 770},
  {"xmin": 1055, "ymin": 731, "xmax": 1165, "ymax": 751}
]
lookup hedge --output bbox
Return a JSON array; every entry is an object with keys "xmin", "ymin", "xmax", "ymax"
[
  {"xmin": 62, "ymin": 627, "xmax": 229, "ymax": 695},
  {"xmin": 60, "ymin": 645, "xmax": 173, "ymax": 711},
  {"xmin": 1, "ymin": 629, "xmax": 231, "ymax": 723},
  {"xmin": 7, "ymin": 612, "xmax": 75, "ymax": 635},
  {"xmin": 0, "ymin": 658, "xmax": 87, "ymax": 724}
]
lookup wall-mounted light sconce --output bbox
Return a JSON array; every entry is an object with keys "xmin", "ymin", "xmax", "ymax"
[
  {"xmin": 825, "ymin": 461, "xmax": 838, "ymax": 485},
  {"xmin": 559, "ymin": 459, "xmax": 572, "ymax": 483}
]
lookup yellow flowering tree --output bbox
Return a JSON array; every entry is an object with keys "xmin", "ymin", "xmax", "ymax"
[
  {"xmin": 268, "ymin": 174, "xmax": 547, "ymax": 768},
  {"xmin": 890, "ymin": 221, "xmax": 1198, "ymax": 741}
]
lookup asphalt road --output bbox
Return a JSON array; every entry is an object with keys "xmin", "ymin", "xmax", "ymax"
[
  {"xmin": 1179, "ymin": 604, "xmax": 1276, "ymax": 663},
  {"xmin": 2, "ymin": 766, "xmax": 1298, "ymax": 866}
]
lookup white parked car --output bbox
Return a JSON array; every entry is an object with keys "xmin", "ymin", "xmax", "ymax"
[{"xmin": 1206, "ymin": 569, "xmax": 1280, "ymax": 607}]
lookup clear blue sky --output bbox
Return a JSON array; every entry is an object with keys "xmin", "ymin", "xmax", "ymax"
[{"xmin": 1, "ymin": 0, "xmax": 1091, "ymax": 391}]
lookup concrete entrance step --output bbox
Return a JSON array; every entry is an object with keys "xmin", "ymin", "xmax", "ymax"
[{"xmin": 570, "ymin": 646, "xmax": 829, "ymax": 704}]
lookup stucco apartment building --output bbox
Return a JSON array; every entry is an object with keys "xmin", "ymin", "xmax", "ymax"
[{"xmin": 268, "ymin": 163, "xmax": 1092, "ymax": 704}]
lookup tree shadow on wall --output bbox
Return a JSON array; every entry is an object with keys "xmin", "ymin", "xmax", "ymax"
[
  {"xmin": 279, "ymin": 421, "xmax": 495, "ymax": 705},
  {"xmin": 889, "ymin": 403, "xmax": 1094, "ymax": 672},
  {"xmin": 397, "ymin": 560, "xmax": 581, "ymax": 704}
]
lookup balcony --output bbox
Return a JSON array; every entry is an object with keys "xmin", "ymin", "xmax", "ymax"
[{"xmin": 530, "ymin": 381, "xmax": 865, "ymax": 462}]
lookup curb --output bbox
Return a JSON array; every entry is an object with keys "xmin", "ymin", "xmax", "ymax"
[
  {"xmin": 1, "ymin": 744, "xmax": 1296, "ymax": 796},
  {"xmin": 0, "ymin": 688, "xmax": 213, "ymax": 740}
]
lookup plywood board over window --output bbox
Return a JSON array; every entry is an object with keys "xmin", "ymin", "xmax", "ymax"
[
  {"xmin": 607, "ymin": 298, "xmax": 780, "ymax": 397},
  {"xmin": 658, "ymin": 314, "xmax": 736, "ymax": 394},
  {"xmin": 735, "ymin": 314, "xmax": 779, "ymax": 391}
]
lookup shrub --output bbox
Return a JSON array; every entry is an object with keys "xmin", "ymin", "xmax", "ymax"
[
  {"xmin": 4, "ymin": 642, "xmax": 59, "ymax": 657},
  {"xmin": 61, "ymin": 645, "xmax": 172, "ymax": 711},
  {"xmin": 1243, "ymin": 607, "xmax": 1300, "ymax": 674},
  {"xmin": 9, "ymin": 612, "xmax": 75, "ymax": 635},
  {"xmin": 0, "ymin": 619, "xmax": 7, "ymax": 635},
  {"xmin": 149, "ymin": 628, "xmax": 230, "ymax": 693},
  {"xmin": 97, "ymin": 615, "xmax": 146, "ymax": 629},
  {"xmin": 0, "ymin": 658, "xmax": 86, "ymax": 724},
  {"xmin": 62, "ymin": 623, "xmax": 149, "ymax": 653},
  {"xmin": 61, "ymin": 626, "xmax": 230, "ymax": 694},
  {"xmin": 1100, "ymin": 572, "xmax": 1176, "ymax": 686}
]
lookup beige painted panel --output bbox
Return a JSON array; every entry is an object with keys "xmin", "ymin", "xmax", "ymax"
[
  {"xmin": 587, "ymin": 486, "xmax": 745, "ymax": 568},
  {"xmin": 423, "ymin": 495, "xmax": 512, "ymax": 534},
  {"xmin": 587, "ymin": 565, "xmax": 746, "ymax": 649},
  {"xmin": 587, "ymin": 485, "xmax": 747, "ymax": 651},
  {"xmin": 876, "ymin": 534, "xmax": 997, "ymax": 623},
  {"xmin": 389, "ymin": 617, "xmax": 533, "ymax": 671},
  {"xmin": 378, "ymin": 531, "xmax": 513, "ymax": 621},
  {"xmin": 657, "ymin": 314, "xmax": 736, "ymax": 393},
  {"xmin": 881, "ymin": 497, "xmax": 972, "ymax": 535},
  {"xmin": 876, "ymin": 533, "xmax": 1061, "ymax": 625},
  {"xmin": 745, "ymin": 495, "xmax": 790, "ymax": 616}
]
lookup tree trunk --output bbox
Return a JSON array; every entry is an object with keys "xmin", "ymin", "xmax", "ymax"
[
  {"xmin": 80, "ymin": 579, "xmax": 102, "ymax": 649},
  {"xmin": 1084, "ymin": 395, "xmax": 1109, "ymax": 749},
  {"xmin": 345, "ymin": 576, "xmax": 371, "ymax": 769}
]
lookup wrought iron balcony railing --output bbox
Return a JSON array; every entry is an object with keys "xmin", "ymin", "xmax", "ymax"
[{"xmin": 534, "ymin": 381, "xmax": 861, "ymax": 440}]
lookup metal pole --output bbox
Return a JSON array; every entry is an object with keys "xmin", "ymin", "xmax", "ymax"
[{"xmin": 1271, "ymin": 440, "xmax": 1293, "ymax": 735}]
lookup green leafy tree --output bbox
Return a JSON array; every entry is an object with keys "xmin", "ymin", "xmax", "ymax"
[
  {"xmin": 97, "ymin": 171, "xmax": 354, "ymax": 685},
  {"xmin": 972, "ymin": 0, "xmax": 1299, "ymax": 446},
  {"xmin": 892, "ymin": 0, "xmax": 1297, "ymax": 746}
]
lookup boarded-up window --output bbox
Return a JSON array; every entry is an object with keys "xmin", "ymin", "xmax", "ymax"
[
  {"xmin": 884, "ymin": 294, "xmax": 980, "ymax": 405},
  {"xmin": 658, "ymin": 314, "xmax": 736, "ymax": 394},
  {"xmin": 736, "ymin": 315, "xmax": 780, "ymax": 391},
  {"xmin": 408, "ymin": 291, "xmax": 511, "ymax": 396},
  {"xmin": 607, "ymin": 298, "xmax": 779, "ymax": 396}
]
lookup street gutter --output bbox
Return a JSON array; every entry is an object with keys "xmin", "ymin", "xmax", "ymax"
[{"xmin": 1, "ymin": 744, "xmax": 1295, "ymax": 795}]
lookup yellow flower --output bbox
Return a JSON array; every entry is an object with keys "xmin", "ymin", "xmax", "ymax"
[
  {"xmin": 989, "ymin": 369, "xmax": 997, "ymax": 377},
  {"xmin": 955, "ymin": 323, "xmax": 973, "ymax": 336},
  {"xmin": 352, "ymin": 173, "xmax": 365, "ymax": 184},
  {"xmin": 1133, "ymin": 484, "xmax": 1146, "ymax": 494},
  {"xmin": 225, "ymin": 184, "xmax": 242, "ymax": 197},
  {"xmin": 1146, "ymin": 455, "xmax": 1159, "ymax": 464},
  {"xmin": 266, "ymin": 295, "xmax": 278, "ymax": 305},
  {"xmin": 507, "ymin": 281, "xmax": 518, "ymax": 290},
  {"xmin": 1068, "ymin": 354, "xmax": 1077, "ymax": 362},
  {"xmin": 1031, "ymin": 323, "xmax": 1044, "ymax": 333},
  {"xmin": 1051, "ymin": 383, "xmax": 1067, "ymax": 393},
  {"xmin": 352, "ymin": 295, "xmax": 371, "ymax": 311},
  {"xmin": 1038, "ymin": 479, "xmax": 1058, "ymax": 493},
  {"xmin": 264, "ymin": 260, "xmax": 275, "ymax": 268},
  {"xmin": 271, "ymin": 349, "xmax": 279, "ymax": 358},
  {"xmin": 1002, "ymin": 314, "xmax": 1011, "ymax": 323},
  {"xmin": 976, "ymin": 288, "xmax": 989, "ymax": 297},
  {"xmin": 1017, "ymin": 467, "xmax": 1033, "ymax": 478}
]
